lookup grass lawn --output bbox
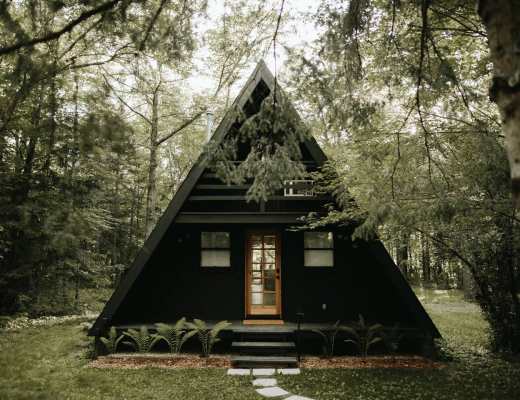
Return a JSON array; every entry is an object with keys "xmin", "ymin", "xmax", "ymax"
[
  {"xmin": 278, "ymin": 288, "xmax": 520, "ymax": 400},
  {"xmin": 0, "ymin": 322, "xmax": 259, "ymax": 400},
  {"xmin": 1, "ymin": 288, "xmax": 519, "ymax": 399}
]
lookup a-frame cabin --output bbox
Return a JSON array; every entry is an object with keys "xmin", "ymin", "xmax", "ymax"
[{"xmin": 89, "ymin": 61, "xmax": 439, "ymax": 355}]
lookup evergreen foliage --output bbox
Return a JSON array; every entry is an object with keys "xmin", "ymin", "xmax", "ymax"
[
  {"xmin": 0, "ymin": 0, "xmax": 276, "ymax": 317},
  {"xmin": 208, "ymin": 94, "xmax": 310, "ymax": 202},
  {"xmin": 286, "ymin": 0, "xmax": 520, "ymax": 354}
]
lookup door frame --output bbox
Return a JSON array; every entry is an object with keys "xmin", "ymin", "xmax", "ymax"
[{"xmin": 244, "ymin": 230, "xmax": 282, "ymax": 318}]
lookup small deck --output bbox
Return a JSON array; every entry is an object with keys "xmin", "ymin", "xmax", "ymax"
[{"xmin": 113, "ymin": 320, "xmax": 334, "ymax": 333}]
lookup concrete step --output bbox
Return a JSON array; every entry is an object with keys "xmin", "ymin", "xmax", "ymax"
[
  {"xmin": 231, "ymin": 355, "xmax": 298, "ymax": 368},
  {"xmin": 232, "ymin": 327, "xmax": 295, "ymax": 334},
  {"xmin": 232, "ymin": 341, "xmax": 296, "ymax": 350}
]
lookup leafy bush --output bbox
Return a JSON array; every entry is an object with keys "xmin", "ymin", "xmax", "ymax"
[
  {"xmin": 99, "ymin": 326, "xmax": 125, "ymax": 354},
  {"xmin": 311, "ymin": 320, "xmax": 344, "ymax": 358},
  {"xmin": 343, "ymin": 315, "xmax": 384, "ymax": 357},
  {"xmin": 121, "ymin": 326, "xmax": 161, "ymax": 353},
  {"xmin": 154, "ymin": 318, "xmax": 196, "ymax": 353},
  {"xmin": 186, "ymin": 319, "xmax": 231, "ymax": 357}
]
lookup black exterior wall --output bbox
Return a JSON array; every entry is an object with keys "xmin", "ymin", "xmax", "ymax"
[{"xmin": 111, "ymin": 223, "xmax": 418, "ymax": 328}]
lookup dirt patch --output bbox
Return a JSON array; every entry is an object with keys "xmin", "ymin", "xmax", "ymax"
[
  {"xmin": 89, "ymin": 354, "xmax": 231, "ymax": 369},
  {"xmin": 300, "ymin": 355, "xmax": 443, "ymax": 369}
]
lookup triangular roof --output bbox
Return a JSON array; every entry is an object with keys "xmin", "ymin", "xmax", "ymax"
[{"xmin": 89, "ymin": 61, "xmax": 439, "ymax": 338}]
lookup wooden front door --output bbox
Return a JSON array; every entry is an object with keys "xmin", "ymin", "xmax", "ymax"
[{"xmin": 245, "ymin": 232, "xmax": 281, "ymax": 317}]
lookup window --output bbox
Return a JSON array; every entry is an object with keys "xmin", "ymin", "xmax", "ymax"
[
  {"xmin": 284, "ymin": 180, "xmax": 314, "ymax": 197},
  {"xmin": 201, "ymin": 232, "xmax": 230, "ymax": 267},
  {"xmin": 304, "ymin": 232, "xmax": 334, "ymax": 267}
]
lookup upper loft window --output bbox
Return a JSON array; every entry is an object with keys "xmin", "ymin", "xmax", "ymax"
[
  {"xmin": 304, "ymin": 232, "xmax": 334, "ymax": 267},
  {"xmin": 201, "ymin": 232, "xmax": 230, "ymax": 267},
  {"xmin": 284, "ymin": 180, "xmax": 314, "ymax": 197}
]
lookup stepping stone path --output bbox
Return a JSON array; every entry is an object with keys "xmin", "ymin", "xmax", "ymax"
[
  {"xmin": 227, "ymin": 368, "xmax": 250, "ymax": 376},
  {"xmin": 256, "ymin": 387, "xmax": 290, "ymax": 398},
  {"xmin": 253, "ymin": 368, "xmax": 276, "ymax": 376},
  {"xmin": 253, "ymin": 378, "xmax": 278, "ymax": 387},
  {"xmin": 227, "ymin": 368, "xmax": 315, "ymax": 399}
]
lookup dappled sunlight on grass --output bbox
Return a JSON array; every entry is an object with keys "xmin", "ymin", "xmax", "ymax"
[{"xmin": 414, "ymin": 286, "xmax": 490, "ymax": 354}]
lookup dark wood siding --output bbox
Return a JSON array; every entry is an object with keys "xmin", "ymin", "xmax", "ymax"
[{"xmin": 112, "ymin": 224, "xmax": 418, "ymax": 328}]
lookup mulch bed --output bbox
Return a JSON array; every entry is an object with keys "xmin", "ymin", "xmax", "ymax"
[
  {"xmin": 89, "ymin": 354, "xmax": 442, "ymax": 370},
  {"xmin": 300, "ymin": 355, "xmax": 443, "ymax": 369},
  {"xmin": 89, "ymin": 354, "xmax": 232, "ymax": 369}
]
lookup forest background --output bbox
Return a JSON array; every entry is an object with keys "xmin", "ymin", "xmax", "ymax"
[{"xmin": 0, "ymin": 0, "xmax": 519, "ymax": 354}]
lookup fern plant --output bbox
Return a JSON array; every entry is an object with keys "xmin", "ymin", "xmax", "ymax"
[
  {"xmin": 99, "ymin": 326, "xmax": 124, "ymax": 354},
  {"xmin": 154, "ymin": 318, "xmax": 196, "ymax": 354},
  {"xmin": 122, "ymin": 326, "xmax": 161, "ymax": 353},
  {"xmin": 311, "ymin": 320, "xmax": 344, "ymax": 358},
  {"xmin": 343, "ymin": 315, "xmax": 384, "ymax": 357},
  {"xmin": 381, "ymin": 324, "xmax": 402, "ymax": 359},
  {"xmin": 186, "ymin": 319, "xmax": 231, "ymax": 357}
]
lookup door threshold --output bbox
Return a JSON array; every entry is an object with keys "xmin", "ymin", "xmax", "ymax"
[{"xmin": 243, "ymin": 319, "xmax": 284, "ymax": 325}]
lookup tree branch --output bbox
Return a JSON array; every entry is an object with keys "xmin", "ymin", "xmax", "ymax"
[
  {"xmin": 102, "ymin": 74, "xmax": 152, "ymax": 125},
  {"xmin": 58, "ymin": 16, "xmax": 105, "ymax": 60},
  {"xmin": 138, "ymin": 0, "xmax": 169, "ymax": 51},
  {"xmin": 156, "ymin": 111, "xmax": 205, "ymax": 146},
  {"xmin": 0, "ymin": 0, "xmax": 123, "ymax": 56}
]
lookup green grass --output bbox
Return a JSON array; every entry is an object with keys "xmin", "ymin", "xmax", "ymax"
[
  {"xmin": 278, "ymin": 287, "xmax": 520, "ymax": 400},
  {"xmin": 1, "ymin": 288, "xmax": 519, "ymax": 399},
  {"xmin": 0, "ymin": 322, "xmax": 259, "ymax": 400}
]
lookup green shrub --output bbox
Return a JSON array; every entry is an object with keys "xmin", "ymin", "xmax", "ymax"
[
  {"xmin": 343, "ymin": 315, "xmax": 384, "ymax": 357},
  {"xmin": 121, "ymin": 326, "xmax": 161, "ymax": 353},
  {"xmin": 99, "ymin": 326, "xmax": 125, "ymax": 354},
  {"xmin": 311, "ymin": 320, "xmax": 344, "ymax": 358},
  {"xmin": 154, "ymin": 318, "xmax": 196, "ymax": 353},
  {"xmin": 186, "ymin": 319, "xmax": 231, "ymax": 357}
]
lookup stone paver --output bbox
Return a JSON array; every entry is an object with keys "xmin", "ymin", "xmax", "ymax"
[
  {"xmin": 278, "ymin": 368, "xmax": 301, "ymax": 375},
  {"xmin": 285, "ymin": 396, "xmax": 314, "ymax": 400},
  {"xmin": 252, "ymin": 368, "xmax": 276, "ymax": 376},
  {"xmin": 227, "ymin": 368, "xmax": 250, "ymax": 376},
  {"xmin": 253, "ymin": 378, "xmax": 278, "ymax": 387},
  {"xmin": 255, "ymin": 387, "xmax": 290, "ymax": 397}
]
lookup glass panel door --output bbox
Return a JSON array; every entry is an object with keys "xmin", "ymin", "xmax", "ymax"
[{"xmin": 246, "ymin": 232, "xmax": 280, "ymax": 316}]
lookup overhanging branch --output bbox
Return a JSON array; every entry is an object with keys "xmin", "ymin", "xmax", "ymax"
[{"xmin": 0, "ymin": 0, "xmax": 123, "ymax": 56}]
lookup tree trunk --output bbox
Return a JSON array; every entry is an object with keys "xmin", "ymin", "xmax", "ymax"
[
  {"xmin": 396, "ymin": 230, "xmax": 410, "ymax": 279},
  {"xmin": 421, "ymin": 231, "xmax": 431, "ymax": 284},
  {"xmin": 144, "ymin": 88, "xmax": 160, "ymax": 236},
  {"xmin": 43, "ymin": 66, "xmax": 57, "ymax": 174},
  {"xmin": 477, "ymin": 1, "xmax": 520, "ymax": 206}
]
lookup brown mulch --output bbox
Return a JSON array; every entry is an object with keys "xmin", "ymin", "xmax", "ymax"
[
  {"xmin": 89, "ymin": 354, "xmax": 232, "ymax": 369},
  {"xmin": 89, "ymin": 354, "xmax": 442, "ymax": 370},
  {"xmin": 300, "ymin": 355, "xmax": 443, "ymax": 369}
]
